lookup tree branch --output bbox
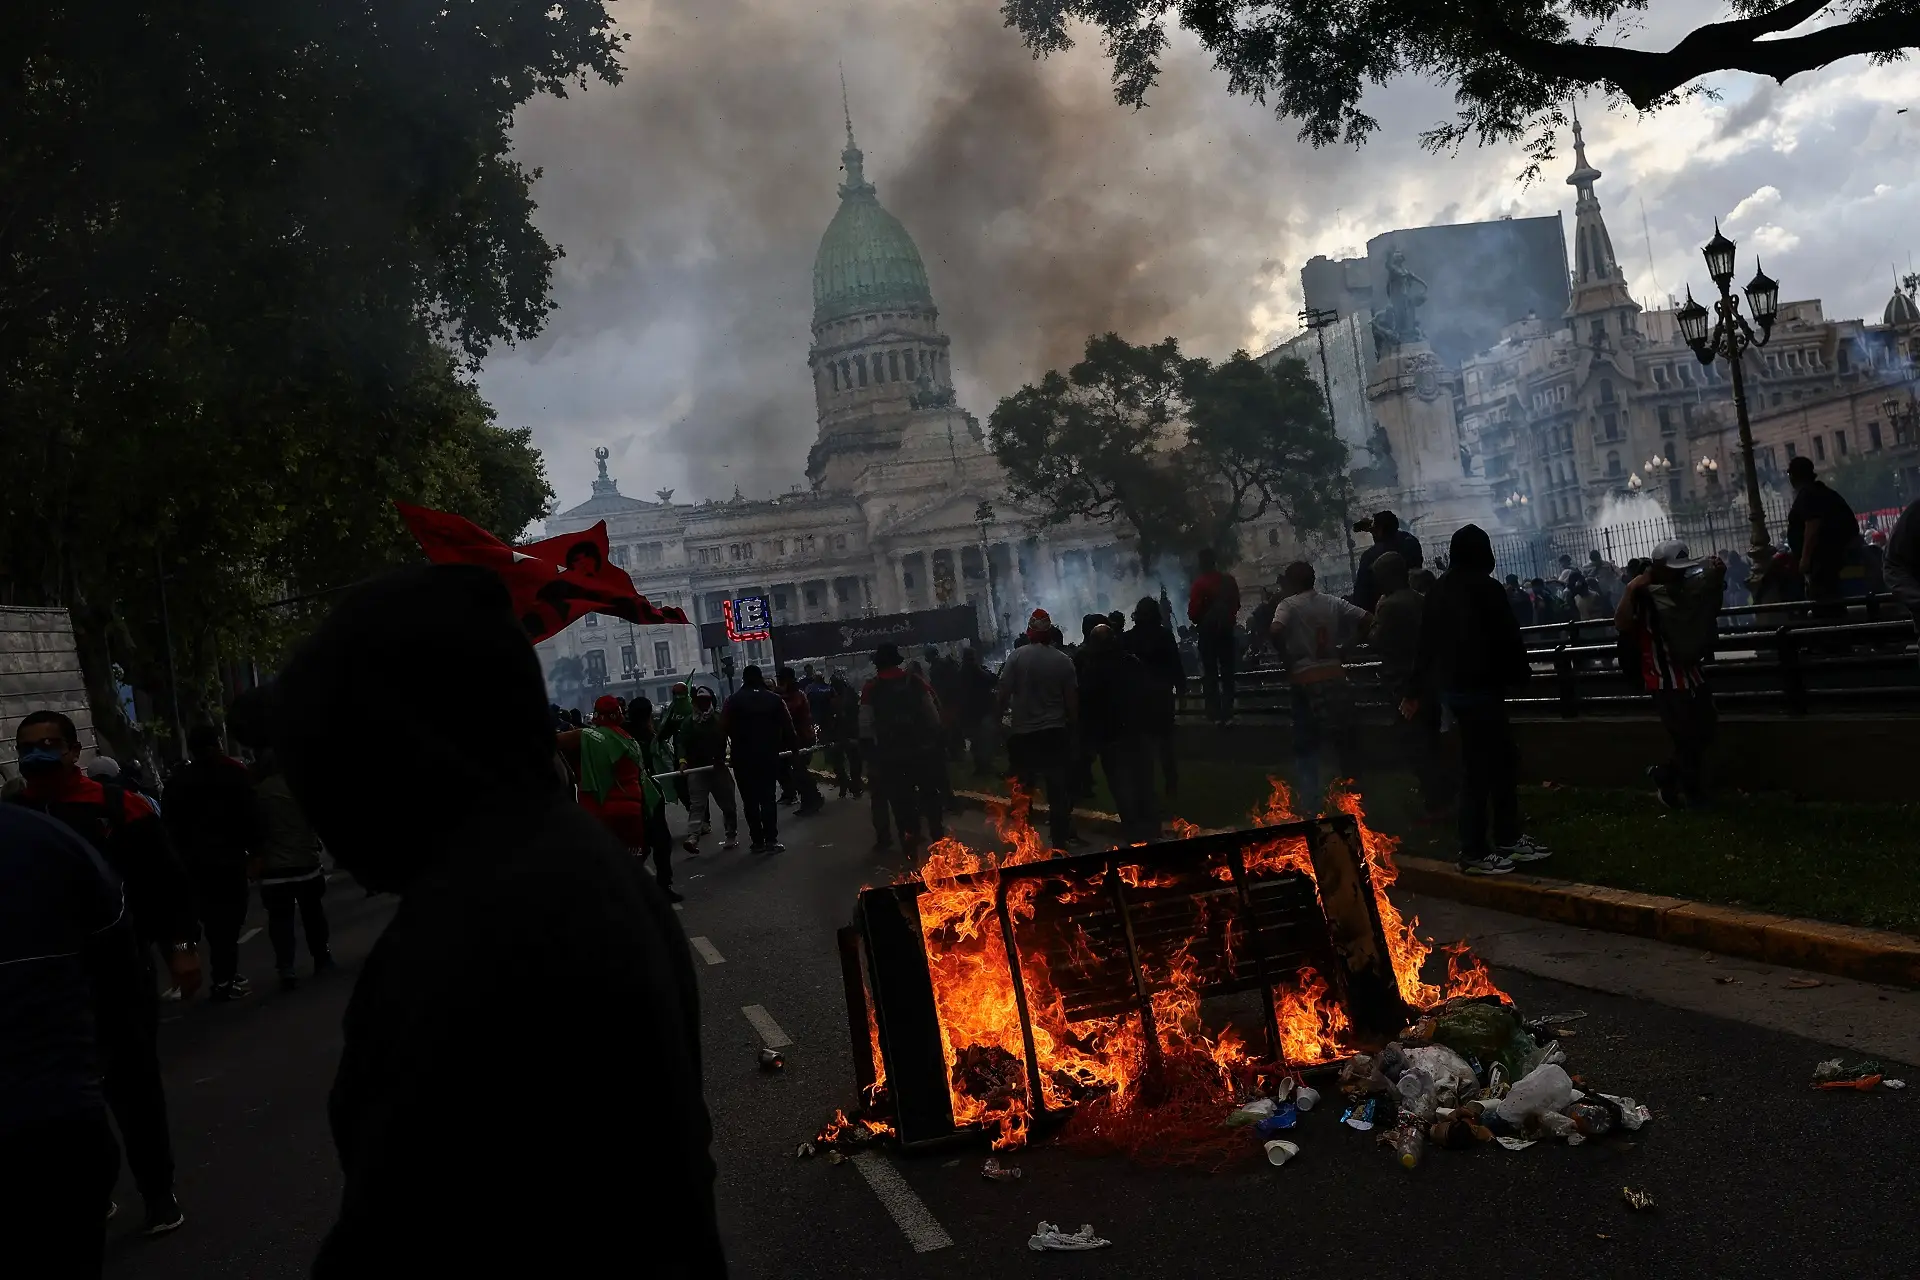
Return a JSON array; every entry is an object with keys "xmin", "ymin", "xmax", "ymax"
[{"xmin": 1480, "ymin": 3, "xmax": 1909, "ymax": 108}]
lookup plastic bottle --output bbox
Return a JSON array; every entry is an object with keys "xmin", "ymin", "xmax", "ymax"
[
  {"xmin": 1387, "ymin": 1122, "xmax": 1425, "ymax": 1169},
  {"xmin": 1396, "ymin": 1068, "xmax": 1438, "ymax": 1123}
]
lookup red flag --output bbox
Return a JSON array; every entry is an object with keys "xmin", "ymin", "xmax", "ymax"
[{"xmin": 395, "ymin": 503, "xmax": 689, "ymax": 643}]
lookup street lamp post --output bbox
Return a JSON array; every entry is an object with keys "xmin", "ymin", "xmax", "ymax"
[
  {"xmin": 974, "ymin": 499, "xmax": 1001, "ymax": 642},
  {"xmin": 1300, "ymin": 306, "xmax": 1359, "ymax": 577},
  {"xmin": 1675, "ymin": 221, "xmax": 1780, "ymax": 580}
]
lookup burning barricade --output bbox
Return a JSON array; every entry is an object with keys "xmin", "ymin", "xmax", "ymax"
[{"xmin": 811, "ymin": 780, "xmax": 1652, "ymax": 1169}]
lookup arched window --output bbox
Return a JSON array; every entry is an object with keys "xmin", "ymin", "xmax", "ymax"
[
  {"xmin": 904, "ymin": 349, "xmax": 917, "ymax": 379},
  {"xmin": 889, "ymin": 350, "xmax": 901, "ymax": 382},
  {"xmin": 839, "ymin": 359, "xmax": 851, "ymax": 390},
  {"xmin": 856, "ymin": 355, "xmax": 868, "ymax": 387},
  {"xmin": 1576, "ymin": 235, "xmax": 1589, "ymax": 278},
  {"xmin": 1607, "ymin": 450, "xmax": 1621, "ymax": 477},
  {"xmin": 827, "ymin": 363, "xmax": 840, "ymax": 392}
]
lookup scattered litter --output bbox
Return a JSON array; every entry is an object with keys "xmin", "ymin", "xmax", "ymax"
[
  {"xmin": 795, "ymin": 1141, "xmax": 816, "ymax": 1159},
  {"xmin": 1713, "ymin": 976, "xmax": 1737, "ymax": 985},
  {"xmin": 1254, "ymin": 1103, "xmax": 1300, "ymax": 1135},
  {"xmin": 1496, "ymin": 1136, "xmax": 1536, "ymax": 1151},
  {"xmin": 1622, "ymin": 1187, "xmax": 1656, "ymax": 1211},
  {"xmin": 1596, "ymin": 1233, "xmax": 1613, "ymax": 1240},
  {"xmin": 1383, "ymin": 1122, "xmax": 1425, "ymax": 1169},
  {"xmin": 1594, "ymin": 1094, "xmax": 1652, "ymax": 1131},
  {"xmin": 981, "ymin": 1157, "xmax": 1022, "ymax": 1181},
  {"xmin": 826, "ymin": 1150, "xmax": 846, "ymax": 1165},
  {"xmin": 1027, "ymin": 1222, "xmax": 1110, "ymax": 1252},
  {"xmin": 1294, "ymin": 1084, "xmax": 1321, "ymax": 1112},
  {"xmin": 1528, "ymin": 1010, "xmax": 1588, "ymax": 1028},
  {"xmin": 759, "ymin": 1048, "xmax": 786, "ymax": 1072},
  {"xmin": 1885, "ymin": 1079, "xmax": 1907, "ymax": 1090},
  {"xmin": 1263, "ymin": 1139, "xmax": 1300, "ymax": 1167},
  {"xmin": 1812, "ymin": 1058, "xmax": 1885, "ymax": 1089},
  {"xmin": 1341, "ymin": 1099, "xmax": 1379, "ymax": 1132},
  {"xmin": 1785, "ymin": 977, "xmax": 1824, "ymax": 989},
  {"xmin": 1225, "ymin": 1097, "xmax": 1277, "ymax": 1127},
  {"xmin": 1494, "ymin": 1064, "xmax": 1573, "ymax": 1126}
]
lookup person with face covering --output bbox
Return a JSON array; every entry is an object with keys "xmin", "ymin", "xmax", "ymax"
[{"xmin": 274, "ymin": 564, "xmax": 724, "ymax": 1278}]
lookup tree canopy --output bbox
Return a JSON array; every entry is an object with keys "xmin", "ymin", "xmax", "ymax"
[
  {"xmin": 1, "ymin": 0, "xmax": 621, "ymax": 755},
  {"xmin": 987, "ymin": 334, "xmax": 1348, "ymax": 563},
  {"xmin": 1002, "ymin": 0, "xmax": 1914, "ymax": 167}
]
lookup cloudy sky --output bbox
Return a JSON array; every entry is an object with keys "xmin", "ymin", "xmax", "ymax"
[{"xmin": 475, "ymin": 0, "xmax": 1919, "ymax": 515}]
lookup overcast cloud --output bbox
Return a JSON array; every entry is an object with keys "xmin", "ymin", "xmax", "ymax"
[{"xmin": 475, "ymin": 0, "xmax": 1920, "ymax": 514}]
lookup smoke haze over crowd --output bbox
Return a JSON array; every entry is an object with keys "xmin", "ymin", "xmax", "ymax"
[{"xmin": 477, "ymin": 0, "xmax": 1920, "ymax": 515}]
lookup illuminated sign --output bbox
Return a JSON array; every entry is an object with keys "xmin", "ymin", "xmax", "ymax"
[{"xmin": 723, "ymin": 595, "xmax": 771, "ymax": 642}]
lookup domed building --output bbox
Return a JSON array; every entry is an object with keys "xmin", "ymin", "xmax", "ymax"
[{"xmin": 529, "ymin": 117, "xmax": 1147, "ymax": 708}]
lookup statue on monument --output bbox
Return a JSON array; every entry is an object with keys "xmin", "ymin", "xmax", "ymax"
[
  {"xmin": 909, "ymin": 370, "xmax": 955, "ymax": 410},
  {"xmin": 594, "ymin": 445, "xmax": 611, "ymax": 481},
  {"xmin": 1352, "ymin": 420, "xmax": 1399, "ymax": 489},
  {"xmin": 1369, "ymin": 248, "xmax": 1429, "ymax": 353}
]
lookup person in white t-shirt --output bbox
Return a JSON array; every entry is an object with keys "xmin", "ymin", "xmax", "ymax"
[{"xmin": 1268, "ymin": 561, "xmax": 1372, "ymax": 810}]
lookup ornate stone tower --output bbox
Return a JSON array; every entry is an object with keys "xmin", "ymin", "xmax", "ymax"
[
  {"xmin": 806, "ymin": 93, "xmax": 956, "ymax": 491},
  {"xmin": 1564, "ymin": 108, "xmax": 1642, "ymax": 347}
]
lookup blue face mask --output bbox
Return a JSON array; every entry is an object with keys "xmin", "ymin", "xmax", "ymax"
[{"xmin": 17, "ymin": 745, "xmax": 65, "ymax": 776}]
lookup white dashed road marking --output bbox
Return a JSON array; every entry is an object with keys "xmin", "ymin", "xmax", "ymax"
[
  {"xmin": 238, "ymin": 927, "xmax": 262, "ymax": 944},
  {"xmin": 741, "ymin": 1004, "xmax": 791, "ymax": 1048},
  {"xmin": 852, "ymin": 1151, "xmax": 954, "ymax": 1253},
  {"xmin": 689, "ymin": 936, "xmax": 725, "ymax": 965}
]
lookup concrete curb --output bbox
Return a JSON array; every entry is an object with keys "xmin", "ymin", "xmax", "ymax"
[
  {"xmin": 872, "ymin": 775, "xmax": 1920, "ymax": 989},
  {"xmin": 1395, "ymin": 855, "xmax": 1920, "ymax": 989}
]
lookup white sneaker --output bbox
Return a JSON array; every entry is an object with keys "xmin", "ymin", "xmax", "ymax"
[
  {"xmin": 1459, "ymin": 852, "xmax": 1516, "ymax": 876},
  {"xmin": 1498, "ymin": 835, "xmax": 1553, "ymax": 863}
]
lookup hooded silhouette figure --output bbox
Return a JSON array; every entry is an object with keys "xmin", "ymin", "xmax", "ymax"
[{"xmin": 276, "ymin": 564, "xmax": 724, "ymax": 1277}]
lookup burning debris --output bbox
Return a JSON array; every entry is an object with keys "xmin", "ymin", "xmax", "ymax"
[{"xmin": 819, "ymin": 779, "xmax": 1577, "ymax": 1167}]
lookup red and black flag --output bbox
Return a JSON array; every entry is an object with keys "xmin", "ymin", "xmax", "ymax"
[{"xmin": 395, "ymin": 503, "xmax": 689, "ymax": 644}]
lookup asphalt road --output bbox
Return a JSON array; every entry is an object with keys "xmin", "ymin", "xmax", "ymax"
[{"xmin": 106, "ymin": 787, "xmax": 1920, "ymax": 1280}]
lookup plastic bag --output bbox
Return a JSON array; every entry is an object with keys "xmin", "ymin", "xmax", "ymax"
[
  {"xmin": 1433, "ymin": 1003, "xmax": 1538, "ymax": 1081},
  {"xmin": 1595, "ymin": 1092, "xmax": 1652, "ymax": 1131},
  {"xmin": 1402, "ymin": 1045, "xmax": 1479, "ymax": 1107},
  {"xmin": 1494, "ymin": 1064, "xmax": 1573, "ymax": 1125}
]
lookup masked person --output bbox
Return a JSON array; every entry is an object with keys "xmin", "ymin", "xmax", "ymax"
[
  {"xmin": 563, "ymin": 695, "xmax": 676, "ymax": 903},
  {"xmin": 679, "ymin": 687, "xmax": 739, "ymax": 854},
  {"xmin": 275, "ymin": 564, "xmax": 724, "ymax": 1278},
  {"xmin": 9, "ymin": 711, "xmax": 198, "ymax": 1238}
]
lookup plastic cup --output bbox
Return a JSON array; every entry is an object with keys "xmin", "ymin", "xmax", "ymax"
[
  {"xmin": 1295, "ymin": 1085, "xmax": 1321, "ymax": 1112},
  {"xmin": 1264, "ymin": 1139, "xmax": 1300, "ymax": 1168}
]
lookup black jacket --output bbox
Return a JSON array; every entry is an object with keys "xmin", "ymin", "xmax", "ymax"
[
  {"xmin": 277, "ymin": 564, "xmax": 725, "ymax": 1279},
  {"xmin": 1413, "ymin": 525, "xmax": 1529, "ymax": 699},
  {"xmin": 1122, "ymin": 621, "xmax": 1186, "ymax": 729},
  {"xmin": 1078, "ymin": 647, "xmax": 1153, "ymax": 746},
  {"xmin": 163, "ymin": 755, "xmax": 257, "ymax": 871},
  {"xmin": 1354, "ymin": 529, "xmax": 1424, "ymax": 612}
]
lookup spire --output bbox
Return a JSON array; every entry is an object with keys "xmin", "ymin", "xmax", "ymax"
[
  {"xmin": 1562, "ymin": 101, "xmax": 1637, "ymax": 324},
  {"xmin": 1565, "ymin": 100, "xmax": 1601, "ymax": 205},
  {"xmin": 838, "ymin": 66, "xmax": 870, "ymax": 197}
]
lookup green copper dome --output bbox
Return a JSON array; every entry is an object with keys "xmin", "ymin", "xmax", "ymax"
[{"xmin": 812, "ymin": 136, "xmax": 933, "ymax": 326}]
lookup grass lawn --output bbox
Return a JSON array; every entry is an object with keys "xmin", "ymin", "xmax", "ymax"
[{"xmin": 956, "ymin": 755, "xmax": 1920, "ymax": 937}]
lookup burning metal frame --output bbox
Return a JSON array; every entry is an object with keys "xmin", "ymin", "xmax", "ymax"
[{"xmin": 839, "ymin": 814, "xmax": 1410, "ymax": 1150}]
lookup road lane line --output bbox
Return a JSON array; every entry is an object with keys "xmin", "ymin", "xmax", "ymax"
[
  {"xmin": 741, "ymin": 1004, "xmax": 792, "ymax": 1048},
  {"xmin": 689, "ymin": 936, "xmax": 725, "ymax": 965},
  {"xmin": 238, "ymin": 927, "xmax": 262, "ymax": 944},
  {"xmin": 851, "ymin": 1151, "xmax": 953, "ymax": 1253}
]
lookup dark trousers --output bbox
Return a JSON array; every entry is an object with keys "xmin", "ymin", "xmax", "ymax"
[
  {"xmin": 643, "ymin": 803, "xmax": 675, "ymax": 886},
  {"xmin": 828, "ymin": 740, "xmax": 865, "ymax": 794},
  {"xmin": 736, "ymin": 761, "xmax": 780, "ymax": 846},
  {"xmin": 1401, "ymin": 695, "xmax": 1453, "ymax": 815},
  {"xmin": 792, "ymin": 749, "xmax": 822, "ymax": 806},
  {"xmin": 1290, "ymin": 679, "xmax": 1359, "ymax": 811},
  {"xmin": 1098, "ymin": 735, "xmax": 1160, "ymax": 845},
  {"xmin": 100, "ymin": 958, "xmax": 176, "ymax": 1205},
  {"xmin": 873, "ymin": 751, "xmax": 943, "ymax": 846},
  {"xmin": 1147, "ymin": 726, "xmax": 1178, "ymax": 797},
  {"xmin": 1008, "ymin": 727, "xmax": 1075, "ymax": 850},
  {"xmin": 1652, "ymin": 686, "xmax": 1717, "ymax": 802},
  {"xmin": 1452, "ymin": 698, "xmax": 1520, "ymax": 856},
  {"xmin": 0, "ymin": 1106, "xmax": 119, "ymax": 1278},
  {"xmin": 193, "ymin": 864, "xmax": 250, "ymax": 986},
  {"xmin": 968, "ymin": 715, "xmax": 997, "ymax": 773},
  {"xmin": 1198, "ymin": 630, "xmax": 1236, "ymax": 720},
  {"xmin": 260, "ymin": 875, "xmax": 331, "ymax": 972}
]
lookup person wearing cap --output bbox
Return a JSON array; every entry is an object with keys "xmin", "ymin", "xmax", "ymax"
[
  {"xmin": 1785, "ymin": 454, "xmax": 1861, "ymax": 612},
  {"xmin": 1186, "ymin": 548, "xmax": 1242, "ymax": 723},
  {"xmin": 1616, "ymin": 541, "xmax": 1725, "ymax": 808},
  {"xmin": 995, "ymin": 609, "xmax": 1080, "ymax": 850},
  {"xmin": 861, "ymin": 644, "xmax": 945, "ymax": 855},
  {"xmin": 1351, "ymin": 511, "xmax": 1423, "ymax": 613}
]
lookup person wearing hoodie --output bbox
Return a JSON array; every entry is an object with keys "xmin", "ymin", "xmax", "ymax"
[
  {"xmin": 275, "ymin": 563, "xmax": 725, "ymax": 1278},
  {"xmin": 1123, "ymin": 595, "xmax": 1186, "ymax": 797},
  {"xmin": 861, "ymin": 643, "xmax": 946, "ymax": 855},
  {"xmin": 1406, "ymin": 525, "xmax": 1553, "ymax": 876},
  {"xmin": 1077, "ymin": 625, "xmax": 1161, "ymax": 845}
]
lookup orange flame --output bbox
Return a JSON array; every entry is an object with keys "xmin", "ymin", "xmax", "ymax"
[{"xmin": 889, "ymin": 776, "xmax": 1502, "ymax": 1154}]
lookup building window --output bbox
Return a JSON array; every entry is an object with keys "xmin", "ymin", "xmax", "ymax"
[
  {"xmin": 804, "ymin": 586, "xmax": 820, "ymax": 608},
  {"xmin": 1590, "ymin": 318, "xmax": 1606, "ymax": 346},
  {"xmin": 832, "ymin": 533, "xmax": 848, "ymax": 552},
  {"xmin": 1835, "ymin": 430, "xmax": 1848, "ymax": 457},
  {"xmin": 904, "ymin": 349, "xmax": 917, "ymax": 379},
  {"xmin": 584, "ymin": 612, "xmax": 599, "ymax": 628},
  {"xmin": 1869, "ymin": 421, "xmax": 1884, "ymax": 450},
  {"xmin": 1599, "ymin": 378, "xmax": 1614, "ymax": 404},
  {"xmin": 1607, "ymin": 450, "xmax": 1622, "ymax": 477},
  {"xmin": 1602, "ymin": 412, "xmax": 1619, "ymax": 440},
  {"xmin": 620, "ymin": 644, "xmax": 637, "ymax": 676},
  {"xmin": 1771, "ymin": 392, "xmax": 1783, "ymax": 407},
  {"xmin": 584, "ymin": 649, "xmax": 607, "ymax": 683},
  {"xmin": 609, "ymin": 545, "xmax": 630, "ymax": 567},
  {"xmin": 1837, "ymin": 345, "xmax": 1852, "ymax": 374},
  {"xmin": 1786, "ymin": 441, "xmax": 1798, "ymax": 460},
  {"xmin": 1679, "ymin": 363, "xmax": 1695, "ymax": 387},
  {"xmin": 856, "ymin": 355, "xmax": 868, "ymax": 387},
  {"xmin": 839, "ymin": 359, "xmax": 851, "ymax": 389},
  {"xmin": 1658, "ymin": 405, "xmax": 1672, "ymax": 430},
  {"xmin": 834, "ymin": 579, "xmax": 851, "ymax": 603},
  {"xmin": 1653, "ymin": 366, "xmax": 1669, "ymax": 388},
  {"xmin": 1813, "ymin": 435, "xmax": 1826, "ymax": 461},
  {"xmin": 654, "ymin": 641, "xmax": 673, "ymax": 674},
  {"xmin": 728, "ymin": 542, "xmax": 753, "ymax": 562},
  {"xmin": 902, "ymin": 571, "xmax": 916, "ymax": 590},
  {"xmin": 1682, "ymin": 403, "xmax": 1694, "ymax": 427},
  {"xmin": 889, "ymin": 350, "xmax": 902, "ymax": 381},
  {"xmin": 828, "ymin": 363, "xmax": 840, "ymax": 392}
]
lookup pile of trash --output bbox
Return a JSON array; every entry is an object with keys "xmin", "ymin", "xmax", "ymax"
[{"xmin": 1228, "ymin": 994, "xmax": 1652, "ymax": 1170}]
